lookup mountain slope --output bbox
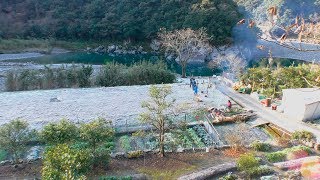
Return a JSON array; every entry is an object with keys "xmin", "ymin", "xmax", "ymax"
[{"xmin": 0, "ymin": 0, "xmax": 240, "ymax": 44}]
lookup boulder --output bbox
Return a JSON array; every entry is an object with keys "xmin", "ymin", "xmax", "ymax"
[
  {"xmin": 150, "ymin": 39, "xmax": 161, "ymax": 51},
  {"xmin": 94, "ymin": 45, "xmax": 106, "ymax": 53},
  {"xmin": 50, "ymin": 97, "xmax": 61, "ymax": 102},
  {"xmin": 177, "ymin": 162, "xmax": 236, "ymax": 180},
  {"xmin": 260, "ymin": 175, "xmax": 279, "ymax": 180},
  {"xmin": 107, "ymin": 45, "xmax": 116, "ymax": 53},
  {"xmin": 0, "ymin": 160, "xmax": 11, "ymax": 166}
]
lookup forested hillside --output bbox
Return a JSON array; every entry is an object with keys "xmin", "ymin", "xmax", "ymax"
[{"xmin": 0, "ymin": 0, "xmax": 240, "ymax": 44}]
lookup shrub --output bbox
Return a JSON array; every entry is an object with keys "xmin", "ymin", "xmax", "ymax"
[
  {"xmin": 127, "ymin": 150, "xmax": 143, "ymax": 159},
  {"xmin": 283, "ymin": 145, "xmax": 312, "ymax": 154},
  {"xmin": 0, "ymin": 120, "xmax": 33, "ymax": 163},
  {"xmin": 287, "ymin": 149, "xmax": 309, "ymax": 160},
  {"xmin": 96, "ymin": 61, "xmax": 175, "ymax": 87},
  {"xmin": 292, "ymin": 130, "xmax": 315, "ymax": 141},
  {"xmin": 266, "ymin": 151, "xmax": 286, "ymax": 163},
  {"xmin": 246, "ymin": 166, "xmax": 273, "ymax": 177},
  {"xmin": 5, "ymin": 65, "xmax": 93, "ymax": 91},
  {"xmin": 0, "ymin": 149, "xmax": 7, "ymax": 161},
  {"xmin": 250, "ymin": 141, "xmax": 271, "ymax": 152},
  {"xmin": 40, "ymin": 119, "xmax": 79, "ymax": 145},
  {"xmin": 266, "ymin": 146, "xmax": 312, "ymax": 163},
  {"xmin": 236, "ymin": 153, "xmax": 260, "ymax": 171},
  {"xmin": 119, "ymin": 135, "xmax": 131, "ymax": 152},
  {"xmin": 80, "ymin": 118, "xmax": 114, "ymax": 152},
  {"xmin": 42, "ymin": 144, "xmax": 91, "ymax": 179}
]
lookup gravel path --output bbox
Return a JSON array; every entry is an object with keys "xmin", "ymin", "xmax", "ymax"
[{"xmin": 0, "ymin": 78, "xmax": 229, "ymax": 129}]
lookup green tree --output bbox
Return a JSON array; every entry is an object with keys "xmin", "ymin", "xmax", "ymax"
[
  {"xmin": 79, "ymin": 118, "xmax": 114, "ymax": 166},
  {"xmin": 40, "ymin": 119, "xmax": 79, "ymax": 145},
  {"xmin": 139, "ymin": 85, "xmax": 175, "ymax": 157},
  {"xmin": 42, "ymin": 144, "xmax": 91, "ymax": 180},
  {"xmin": 0, "ymin": 120, "xmax": 33, "ymax": 163}
]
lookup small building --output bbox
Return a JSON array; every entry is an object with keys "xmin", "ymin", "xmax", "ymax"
[{"xmin": 282, "ymin": 88, "xmax": 320, "ymax": 122}]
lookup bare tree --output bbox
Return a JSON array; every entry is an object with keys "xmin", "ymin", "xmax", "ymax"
[
  {"xmin": 208, "ymin": 52, "xmax": 246, "ymax": 77},
  {"xmin": 159, "ymin": 28, "xmax": 211, "ymax": 77},
  {"xmin": 139, "ymin": 85, "xmax": 175, "ymax": 157}
]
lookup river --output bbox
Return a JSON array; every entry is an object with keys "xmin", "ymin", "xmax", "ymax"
[{"xmin": 0, "ymin": 52, "xmax": 216, "ymax": 91}]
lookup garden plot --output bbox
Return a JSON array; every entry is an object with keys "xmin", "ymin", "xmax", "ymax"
[{"xmin": 114, "ymin": 125, "xmax": 215, "ymax": 153}]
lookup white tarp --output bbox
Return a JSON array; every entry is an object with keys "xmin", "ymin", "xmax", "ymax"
[{"xmin": 282, "ymin": 88, "xmax": 320, "ymax": 122}]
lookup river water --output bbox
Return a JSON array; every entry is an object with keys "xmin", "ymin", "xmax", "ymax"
[{"xmin": 1, "ymin": 52, "xmax": 215, "ymax": 76}]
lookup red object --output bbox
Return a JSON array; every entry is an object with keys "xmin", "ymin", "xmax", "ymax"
[
  {"xmin": 272, "ymin": 104, "xmax": 277, "ymax": 110},
  {"xmin": 261, "ymin": 99, "xmax": 271, "ymax": 107}
]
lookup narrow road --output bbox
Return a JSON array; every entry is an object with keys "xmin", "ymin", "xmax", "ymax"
[{"xmin": 217, "ymin": 83, "xmax": 320, "ymax": 143}]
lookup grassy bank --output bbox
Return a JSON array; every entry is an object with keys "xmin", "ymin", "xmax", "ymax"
[{"xmin": 0, "ymin": 39, "xmax": 150, "ymax": 54}]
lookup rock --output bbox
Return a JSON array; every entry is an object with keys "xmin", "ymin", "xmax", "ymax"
[
  {"xmin": 137, "ymin": 46, "xmax": 144, "ymax": 52},
  {"xmin": 0, "ymin": 160, "xmax": 11, "ymax": 166},
  {"xmin": 110, "ymin": 152, "xmax": 126, "ymax": 158},
  {"xmin": 50, "ymin": 97, "xmax": 61, "ymax": 102},
  {"xmin": 107, "ymin": 45, "xmax": 116, "ymax": 53},
  {"xmin": 86, "ymin": 47, "xmax": 91, "ymax": 51},
  {"xmin": 150, "ymin": 39, "xmax": 161, "ymax": 51},
  {"xmin": 260, "ymin": 175, "xmax": 278, "ymax": 180},
  {"xmin": 94, "ymin": 45, "xmax": 106, "ymax": 53},
  {"xmin": 177, "ymin": 162, "xmax": 236, "ymax": 180},
  {"xmin": 26, "ymin": 146, "xmax": 42, "ymax": 161},
  {"xmin": 283, "ymin": 170, "xmax": 301, "ymax": 180},
  {"xmin": 131, "ymin": 174, "xmax": 148, "ymax": 180}
]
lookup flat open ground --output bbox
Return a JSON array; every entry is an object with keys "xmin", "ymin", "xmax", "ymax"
[{"xmin": 0, "ymin": 78, "xmax": 229, "ymax": 129}]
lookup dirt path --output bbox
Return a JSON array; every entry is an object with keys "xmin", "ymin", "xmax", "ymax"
[{"xmin": 216, "ymin": 82, "xmax": 320, "ymax": 142}]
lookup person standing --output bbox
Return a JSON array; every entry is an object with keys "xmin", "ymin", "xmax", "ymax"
[{"xmin": 227, "ymin": 100, "xmax": 232, "ymax": 109}]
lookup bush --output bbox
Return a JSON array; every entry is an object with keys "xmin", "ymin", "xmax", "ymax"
[
  {"xmin": 250, "ymin": 141, "xmax": 271, "ymax": 152},
  {"xmin": 0, "ymin": 120, "xmax": 33, "ymax": 163},
  {"xmin": 292, "ymin": 130, "xmax": 315, "ymax": 141},
  {"xmin": 127, "ymin": 150, "xmax": 143, "ymax": 159},
  {"xmin": 266, "ymin": 146, "xmax": 312, "ymax": 163},
  {"xmin": 266, "ymin": 151, "xmax": 287, "ymax": 163},
  {"xmin": 236, "ymin": 153, "xmax": 260, "ymax": 171},
  {"xmin": 96, "ymin": 61, "xmax": 175, "ymax": 87},
  {"xmin": 119, "ymin": 135, "xmax": 132, "ymax": 152},
  {"xmin": 0, "ymin": 149, "xmax": 7, "ymax": 162},
  {"xmin": 42, "ymin": 144, "xmax": 91, "ymax": 179},
  {"xmin": 40, "ymin": 119, "xmax": 79, "ymax": 145},
  {"xmin": 246, "ymin": 166, "xmax": 273, "ymax": 177},
  {"xmin": 80, "ymin": 118, "xmax": 114, "ymax": 152},
  {"xmin": 5, "ymin": 65, "xmax": 93, "ymax": 91},
  {"xmin": 283, "ymin": 145, "xmax": 312, "ymax": 154}
]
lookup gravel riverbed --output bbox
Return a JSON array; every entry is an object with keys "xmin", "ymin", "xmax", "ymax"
[{"xmin": 0, "ymin": 79, "xmax": 229, "ymax": 129}]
